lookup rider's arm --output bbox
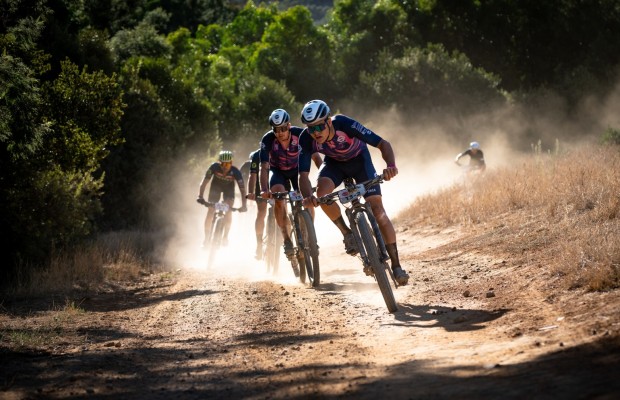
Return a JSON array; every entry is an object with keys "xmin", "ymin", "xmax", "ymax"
[
  {"xmin": 247, "ymin": 172, "xmax": 257, "ymax": 199},
  {"xmin": 377, "ymin": 139, "xmax": 398, "ymax": 181},
  {"xmin": 299, "ymin": 171, "xmax": 313, "ymax": 199},
  {"xmin": 455, "ymin": 151, "xmax": 466, "ymax": 165},
  {"xmin": 237, "ymin": 178, "xmax": 247, "ymax": 206},
  {"xmin": 259, "ymin": 162, "xmax": 270, "ymax": 196},
  {"xmin": 311, "ymin": 152, "xmax": 323, "ymax": 169},
  {"xmin": 232, "ymin": 167, "xmax": 247, "ymax": 208},
  {"xmin": 198, "ymin": 166, "xmax": 214, "ymax": 199}
]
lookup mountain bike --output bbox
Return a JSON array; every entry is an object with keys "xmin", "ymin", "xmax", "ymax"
[
  {"xmin": 256, "ymin": 197, "xmax": 281, "ymax": 275},
  {"xmin": 318, "ymin": 174, "xmax": 398, "ymax": 312},
  {"xmin": 272, "ymin": 190, "xmax": 320, "ymax": 287},
  {"xmin": 197, "ymin": 199, "xmax": 240, "ymax": 268}
]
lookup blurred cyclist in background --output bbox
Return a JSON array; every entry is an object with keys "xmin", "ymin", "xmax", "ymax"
[
  {"xmin": 197, "ymin": 150, "xmax": 247, "ymax": 248},
  {"xmin": 455, "ymin": 141, "xmax": 486, "ymax": 172},
  {"xmin": 245, "ymin": 148, "xmax": 267, "ymax": 259},
  {"xmin": 297, "ymin": 99, "xmax": 409, "ymax": 286},
  {"xmin": 259, "ymin": 109, "xmax": 321, "ymax": 266}
]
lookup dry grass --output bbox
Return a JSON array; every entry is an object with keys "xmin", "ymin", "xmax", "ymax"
[
  {"xmin": 10, "ymin": 230, "xmax": 168, "ymax": 296},
  {"xmin": 399, "ymin": 144, "xmax": 620, "ymax": 291}
]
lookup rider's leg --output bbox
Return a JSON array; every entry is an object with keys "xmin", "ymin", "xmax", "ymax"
[
  {"xmin": 316, "ymin": 177, "xmax": 357, "ymax": 255},
  {"xmin": 270, "ymin": 183, "xmax": 291, "ymax": 240},
  {"xmin": 316, "ymin": 177, "xmax": 350, "ymax": 233},
  {"xmin": 367, "ymin": 195, "xmax": 409, "ymax": 285}
]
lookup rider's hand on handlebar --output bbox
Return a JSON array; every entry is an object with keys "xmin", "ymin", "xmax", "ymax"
[
  {"xmin": 302, "ymin": 195, "xmax": 318, "ymax": 208},
  {"xmin": 260, "ymin": 190, "xmax": 271, "ymax": 199},
  {"xmin": 383, "ymin": 165, "xmax": 398, "ymax": 181}
]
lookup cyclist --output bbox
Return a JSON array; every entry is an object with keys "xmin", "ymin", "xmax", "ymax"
[
  {"xmin": 259, "ymin": 109, "xmax": 321, "ymax": 264},
  {"xmin": 455, "ymin": 141, "xmax": 486, "ymax": 172},
  {"xmin": 245, "ymin": 148, "xmax": 267, "ymax": 260},
  {"xmin": 297, "ymin": 100, "xmax": 409, "ymax": 286},
  {"xmin": 197, "ymin": 150, "xmax": 247, "ymax": 248}
]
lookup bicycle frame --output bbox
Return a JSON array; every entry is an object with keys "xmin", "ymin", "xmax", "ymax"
[
  {"xmin": 318, "ymin": 174, "xmax": 398, "ymax": 312},
  {"xmin": 200, "ymin": 201, "xmax": 239, "ymax": 267},
  {"xmin": 272, "ymin": 189, "xmax": 320, "ymax": 286}
]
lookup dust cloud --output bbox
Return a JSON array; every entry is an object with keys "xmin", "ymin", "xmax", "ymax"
[{"xmin": 156, "ymin": 78, "xmax": 620, "ymax": 275}]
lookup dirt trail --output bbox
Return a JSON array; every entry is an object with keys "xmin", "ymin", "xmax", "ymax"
[{"xmin": 2, "ymin": 227, "xmax": 620, "ymax": 399}]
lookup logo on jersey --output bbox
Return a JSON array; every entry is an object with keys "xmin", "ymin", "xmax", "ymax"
[{"xmin": 352, "ymin": 121, "xmax": 372, "ymax": 135}]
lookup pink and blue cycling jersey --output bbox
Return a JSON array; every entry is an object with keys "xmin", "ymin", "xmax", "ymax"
[
  {"xmin": 259, "ymin": 126, "xmax": 304, "ymax": 171},
  {"xmin": 298, "ymin": 114, "xmax": 383, "ymax": 172}
]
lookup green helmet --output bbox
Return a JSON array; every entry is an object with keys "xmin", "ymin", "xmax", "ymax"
[{"xmin": 219, "ymin": 150, "xmax": 233, "ymax": 162}]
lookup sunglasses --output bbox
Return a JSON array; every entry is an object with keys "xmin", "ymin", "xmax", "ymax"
[
  {"xmin": 274, "ymin": 125, "xmax": 289, "ymax": 133},
  {"xmin": 307, "ymin": 122, "xmax": 327, "ymax": 134}
]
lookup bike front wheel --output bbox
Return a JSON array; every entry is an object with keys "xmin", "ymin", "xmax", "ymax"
[
  {"xmin": 356, "ymin": 213, "xmax": 397, "ymax": 312},
  {"xmin": 208, "ymin": 216, "xmax": 225, "ymax": 268},
  {"xmin": 296, "ymin": 210, "xmax": 320, "ymax": 287},
  {"xmin": 265, "ymin": 208, "xmax": 280, "ymax": 275}
]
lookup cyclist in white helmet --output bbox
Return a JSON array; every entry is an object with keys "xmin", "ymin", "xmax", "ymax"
[
  {"xmin": 455, "ymin": 141, "xmax": 486, "ymax": 172},
  {"xmin": 197, "ymin": 150, "xmax": 247, "ymax": 247},
  {"xmin": 259, "ymin": 109, "xmax": 321, "ymax": 265},
  {"xmin": 297, "ymin": 100, "xmax": 409, "ymax": 286}
]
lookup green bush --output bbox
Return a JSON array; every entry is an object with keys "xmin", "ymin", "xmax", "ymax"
[{"xmin": 601, "ymin": 127, "xmax": 620, "ymax": 145}]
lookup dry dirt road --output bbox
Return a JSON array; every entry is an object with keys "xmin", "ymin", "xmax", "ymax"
[{"xmin": 2, "ymin": 226, "xmax": 620, "ymax": 399}]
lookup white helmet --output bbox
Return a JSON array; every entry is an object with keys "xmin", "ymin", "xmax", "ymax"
[
  {"xmin": 470, "ymin": 141, "xmax": 480, "ymax": 149},
  {"xmin": 218, "ymin": 150, "xmax": 233, "ymax": 162},
  {"xmin": 301, "ymin": 100, "xmax": 330, "ymax": 125},
  {"xmin": 269, "ymin": 109, "xmax": 290, "ymax": 128}
]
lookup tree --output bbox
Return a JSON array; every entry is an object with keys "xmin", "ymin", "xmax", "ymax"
[{"xmin": 252, "ymin": 6, "xmax": 334, "ymax": 101}]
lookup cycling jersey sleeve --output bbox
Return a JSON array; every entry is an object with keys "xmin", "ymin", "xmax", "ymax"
[
  {"xmin": 298, "ymin": 130, "xmax": 314, "ymax": 173},
  {"xmin": 334, "ymin": 115, "xmax": 383, "ymax": 147},
  {"xmin": 205, "ymin": 162, "xmax": 218, "ymax": 180},
  {"xmin": 232, "ymin": 166, "xmax": 243, "ymax": 183},
  {"xmin": 250, "ymin": 150, "xmax": 260, "ymax": 174},
  {"xmin": 259, "ymin": 132, "xmax": 274, "ymax": 164}
]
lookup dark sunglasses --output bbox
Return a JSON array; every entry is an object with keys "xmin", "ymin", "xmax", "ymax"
[
  {"xmin": 307, "ymin": 122, "xmax": 327, "ymax": 134},
  {"xmin": 274, "ymin": 125, "xmax": 289, "ymax": 133}
]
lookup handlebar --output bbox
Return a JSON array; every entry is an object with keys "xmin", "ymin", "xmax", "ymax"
[
  {"xmin": 197, "ymin": 199, "xmax": 242, "ymax": 212},
  {"xmin": 317, "ymin": 174, "xmax": 385, "ymax": 205}
]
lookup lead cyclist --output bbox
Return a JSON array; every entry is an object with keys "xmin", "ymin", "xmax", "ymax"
[{"xmin": 297, "ymin": 100, "xmax": 409, "ymax": 286}]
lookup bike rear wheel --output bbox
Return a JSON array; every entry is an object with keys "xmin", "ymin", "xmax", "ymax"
[
  {"xmin": 356, "ymin": 214, "xmax": 397, "ymax": 312},
  {"xmin": 296, "ymin": 210, "xmax": 320, "ymax": 287}
]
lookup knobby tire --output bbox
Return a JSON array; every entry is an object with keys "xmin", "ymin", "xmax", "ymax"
[
  {"xmin": 297, "ymin": 210, "xmax": 320, "ymax": 287},
  {"xmin": 208, "ymin": 216, "xmax": 225, "ymax": 268},
  {"xmin": 356, "ymin": 213, "xmax": 397, "ymax": 312},
  {"xmin": 265, "ymin": 209, "xmax": 280, "ymax": 274},
  {"xmin": 288, "ymin": 213, "xmax": 305, "ymax": 283}
]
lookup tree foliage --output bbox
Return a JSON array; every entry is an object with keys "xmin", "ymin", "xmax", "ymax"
[{"xmin": 2, "ymin": 0, "xmax": 620, "ymax": 282}]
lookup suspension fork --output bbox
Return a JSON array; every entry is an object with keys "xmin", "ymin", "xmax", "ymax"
[
  {"xmin": 345, "ymin": 205, "xmax": 372, "ymax": 268},
  {"xmin": 290, "ymin": 202, "xmax": 306, "ymax": 251},
  {"xmin": 363, "ymin": 203, "xmax": 390, "ymax": 263}
]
